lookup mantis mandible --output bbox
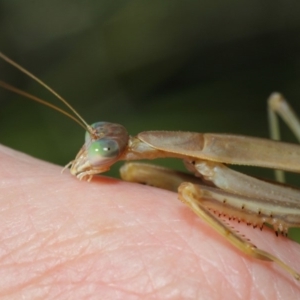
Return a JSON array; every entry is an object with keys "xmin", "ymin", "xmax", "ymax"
[{"xmin": 1, "ymin": 51, "xmax": 300, "ymax": 281}]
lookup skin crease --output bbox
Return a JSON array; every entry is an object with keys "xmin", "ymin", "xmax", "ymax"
[{"xmin": 0, "ymin": 144, "xmax": 300, "ymax": 299}]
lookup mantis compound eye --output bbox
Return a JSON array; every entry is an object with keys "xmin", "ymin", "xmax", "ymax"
[{"xmin": 88, "ymin": 138, "xmax": 120, "ymax": 166}]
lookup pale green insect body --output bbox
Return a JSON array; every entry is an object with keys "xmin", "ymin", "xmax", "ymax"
[{"xmin": 2, "ymin": 51, "xmax": 300, "ymax": 281}]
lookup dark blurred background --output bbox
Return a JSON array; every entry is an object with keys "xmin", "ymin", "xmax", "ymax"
[{"xmin": 1, "ymin": 1, "xmax": 300, "ymax": 238}]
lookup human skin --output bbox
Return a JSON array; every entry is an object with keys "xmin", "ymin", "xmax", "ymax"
[{"xmin": 0, "ymin": 144, "xmax": 300, "ymax": 299}]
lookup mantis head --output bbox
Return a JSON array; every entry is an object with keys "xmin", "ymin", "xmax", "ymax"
[{"xmin": 69, "ymin": 122, "xmax": 129, "ymax": 181}]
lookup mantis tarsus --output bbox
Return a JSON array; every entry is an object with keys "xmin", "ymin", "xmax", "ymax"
[{"xmin": 1, "ymin": 51, "xmax": 300, "ymax": 281}]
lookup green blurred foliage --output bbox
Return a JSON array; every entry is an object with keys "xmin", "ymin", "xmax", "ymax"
[{"xmin": 1, "ymin": 1, "xmax": 300, "ymax": 240}]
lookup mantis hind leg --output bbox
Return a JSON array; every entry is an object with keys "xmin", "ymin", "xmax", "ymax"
[{"xmin": 268, "ymin": 93, "xmax": 300, "ymax": 182}]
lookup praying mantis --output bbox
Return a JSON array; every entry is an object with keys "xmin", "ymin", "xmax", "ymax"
[{"xmin": 1, "ymin": 51, "xmax": 300, "ymax": 281}]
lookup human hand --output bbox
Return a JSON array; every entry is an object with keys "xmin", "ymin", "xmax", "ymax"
[{"xmin": 0, "ymin": 144, "xmax": 299, "ymax": 299}]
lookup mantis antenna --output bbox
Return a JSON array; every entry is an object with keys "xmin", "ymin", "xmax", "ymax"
[{"xmin": 0, "ymin": 52, "xmax": 95, "ymax": 136}]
